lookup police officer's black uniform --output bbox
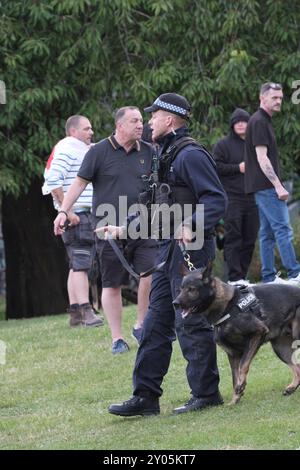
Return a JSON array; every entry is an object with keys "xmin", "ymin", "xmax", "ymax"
[{"xmin": 109, "ymin": 93, "xmax": 227, "ymax": 416}]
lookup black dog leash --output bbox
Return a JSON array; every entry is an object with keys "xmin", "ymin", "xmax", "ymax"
[
  {"xmin": 107, "ymin": 237, "xmax": 197, "ymax": 280},
  {"xmin": 107, "ymin": 236, "xmax": 177, "ymax": 280}
]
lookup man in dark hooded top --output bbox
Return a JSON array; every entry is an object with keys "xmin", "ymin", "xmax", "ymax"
[{"xmin": 213, "ymin": 108, "xmax": 259, "ymax": 285}]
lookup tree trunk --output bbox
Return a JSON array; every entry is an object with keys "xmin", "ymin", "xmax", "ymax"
[{"xmin": 2, "ymin": 177, "xmax": 69, "ymax": 319}]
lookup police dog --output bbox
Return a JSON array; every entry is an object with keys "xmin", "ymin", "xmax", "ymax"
[{"xmin": 173, "ymin": 266, "xmax": 300, "ymax": 404}]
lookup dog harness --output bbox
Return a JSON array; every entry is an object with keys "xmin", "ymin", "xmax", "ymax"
[{"xmin": 214, "ymin": 286, "xmax": 261, "ymax": 326}]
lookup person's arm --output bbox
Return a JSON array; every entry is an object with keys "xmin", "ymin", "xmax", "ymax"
[
  {"xmin": 51, "ymin": 187, "xmax": 64, "ymax": 207},
  {"xmin": 255, "ymin": 145, "xmax": 288, "ymax": 200},
  {"xmin": 54, "ymin": 177, "xmax": 88, "ymax": 235},
  {"xmin": 51, "ymin": 187, "xmax": 80, "ymax": 226},
  {"xmin": 45, "ymin": 145, "xmax": 81, "ymax": 224},
  {"xmin": 173, "ymin": 148, "xmax": 227, "ymax": 250},
  {"xmin": 180, "ymin": 149, "xmax": 228, "ymax": 231},
  {"xmin": 213, "ymin": 140, "xmax": 241, "ymax": 175}
]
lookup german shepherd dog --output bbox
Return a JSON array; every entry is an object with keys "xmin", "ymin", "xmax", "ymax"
[{"xmin": 173, "ymin": 266, "xmax": 300, "ymax": 404}]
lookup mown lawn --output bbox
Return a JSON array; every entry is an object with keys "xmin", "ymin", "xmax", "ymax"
[{"xmin": 0, "ymin": 305, "xmax": 300, "ymax": 450}]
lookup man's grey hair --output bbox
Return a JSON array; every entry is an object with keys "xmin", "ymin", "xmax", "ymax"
[
  {"xmin": 115, "ymin": 106, "xmax": 140, "ymax": 124},
  {"xmin": 65, "ymin": 115, "xmax": 87, "ymax": 135}
]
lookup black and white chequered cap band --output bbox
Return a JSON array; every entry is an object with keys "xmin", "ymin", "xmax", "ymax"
[{"xmin": 154, "ymin": 98, "xmax": 188, "ymax": 116}]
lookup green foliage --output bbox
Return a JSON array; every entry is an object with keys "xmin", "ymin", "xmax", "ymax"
[{"xmin": 1, "ymin": 0, "xmax": 300, "ymax": 195}]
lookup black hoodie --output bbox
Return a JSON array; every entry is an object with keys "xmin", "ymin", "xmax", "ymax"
[{"xmin": 213, "ymin": 108, "xmax": 250, "ymax": 195}]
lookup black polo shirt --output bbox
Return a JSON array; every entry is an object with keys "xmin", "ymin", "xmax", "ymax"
[
  {"xmin": 244, "ymin": 108, "xmax": 281, "ymax": 194},
  {"xmin": 78, "ymin": 135, "xmax": 153, "ymax": 223}
]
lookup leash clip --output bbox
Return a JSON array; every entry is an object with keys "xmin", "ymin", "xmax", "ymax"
[{"xmin": 179, "ymin": 241, "xmax": 197, "ymax": 272}]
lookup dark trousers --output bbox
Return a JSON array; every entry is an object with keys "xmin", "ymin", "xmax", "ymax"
[
  {"xmin": 224, "ymin": 194, "xmax": 259, "ymax": 281},
  {"xmin": 133, "ymin": 239, "xmax": 220, "ymax": 399}
]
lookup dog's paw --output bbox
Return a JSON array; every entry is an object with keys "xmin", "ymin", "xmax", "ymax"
[
  {"xmin": 283, "ymin": 386, "xmax": 296, "ymax": 396},
  {"xmin": 229, "ymin": 393, "xmax": 243, "ymax": 405},
  {"xmin": 228, "ymin": 400, "xmax": 238, "ymax": 406}
]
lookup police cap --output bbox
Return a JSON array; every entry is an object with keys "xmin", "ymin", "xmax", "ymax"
[{"xmin": 144, "ymin": 93, "xmax": 191, "ymax": 119}]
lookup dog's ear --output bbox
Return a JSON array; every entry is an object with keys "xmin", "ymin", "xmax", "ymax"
[
  {"xmin": 180, "ymin": 263, "xmax": 190, "ymax": 277},
  {"xmin": 202, "ymin": 261, "xmax": 213, "ymax": 279},
  {"xmin": 181, "ymin": 262, "xmax": 213, "ymax": 280},
  {"xmin": 191, "ymin": 267, "xmax": 207, "ymax": 280}
]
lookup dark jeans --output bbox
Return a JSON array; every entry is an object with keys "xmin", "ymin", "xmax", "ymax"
[
  {"xmin": 133, "ymin": 239, "xmax": 220, "ymax": 399},
  {"xmin": 224, "ymin": 195, "xmax": 259, "ymax": 281}
]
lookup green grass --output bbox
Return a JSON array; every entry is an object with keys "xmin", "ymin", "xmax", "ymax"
[{"xmin": 0, "ymin": 306, "xmax": 300, "ymax": 450}]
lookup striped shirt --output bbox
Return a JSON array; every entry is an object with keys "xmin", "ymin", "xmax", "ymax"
[{"xmin": 42, "ymin": 136, "xmax": 93, "ymax": 210}]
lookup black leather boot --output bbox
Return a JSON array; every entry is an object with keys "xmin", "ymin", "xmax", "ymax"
[{"xmin": 109, "ymin": 396, "xmax": 160, "ymax": 417}]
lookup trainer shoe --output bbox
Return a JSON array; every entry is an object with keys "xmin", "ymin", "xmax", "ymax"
[
  {"xmin": 173, "ymin": 391, "xmax": 224, "ymax": 414},
  {"xmin": 112, "ymin": 339, "xmax": 130, "ymax": 355},
  {"xmin": 288, "ymin": 273, "xmax": 300, "ymax": 285},
  {"xmin": 269, "ymin": 274, "xmax": 290, "ymax": 285},
  {"xmin": 132, "ymin": 327, "xmax": 143, "ymax": 345},
  {"xmin": 108, "ymin": 396, "xmax": 160, "ymax": 417},
  {"xmin": 228, "ymin": 279, "xmax": 250, "ymax": 286}
]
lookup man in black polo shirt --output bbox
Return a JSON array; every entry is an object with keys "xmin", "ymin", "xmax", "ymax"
[
  {"xmin": 54, "ymin": 106, "xmax": 156, "ymax": 354},
  {"xmin": 245, "ymin": 82, "xmax": 300, "ymax": 284}
]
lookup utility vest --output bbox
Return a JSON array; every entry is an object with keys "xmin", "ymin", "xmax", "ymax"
[
  {"xmin": 138, "ymin": 137, "xmax": 216, "ymax": 237},
  {"xmin": 155, "ymin": 136, "xmax": 216, "ymax": 208}
]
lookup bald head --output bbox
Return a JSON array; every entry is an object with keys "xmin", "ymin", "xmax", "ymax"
[{"xmin": 65, "ymin": 115, "xmax": 93, "ymax": 145}]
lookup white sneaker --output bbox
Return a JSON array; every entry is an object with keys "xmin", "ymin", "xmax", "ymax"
[
  {"xmin": 287, "ymin": 273, "xmax": 300, "ymax": 285},
  {"xmin": 269, "ymin": 275, "xmax": 290, "ymax": 284},
  {"xmin": 228, "ymin": 279, "xmax": 250, "ymax": 286}
]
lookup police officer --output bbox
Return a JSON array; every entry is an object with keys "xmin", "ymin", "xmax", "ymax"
[{"xmin": 106, "ymin": 93, "xmax": 227, "ymax": 416}]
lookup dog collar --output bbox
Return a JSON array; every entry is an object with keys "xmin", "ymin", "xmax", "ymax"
[{"xmin": 214, "ymin": 313, "xmax": 231, "ymax": 326}]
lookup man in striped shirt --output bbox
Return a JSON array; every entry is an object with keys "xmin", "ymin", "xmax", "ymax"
[{"xmin": 43, "ymin": 115, "xmax": 103, "ymax": 328}]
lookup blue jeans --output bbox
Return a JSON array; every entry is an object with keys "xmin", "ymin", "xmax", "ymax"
[{"xmin": 255, "ymin": 188, "xmax": 300, "ymax": 282}]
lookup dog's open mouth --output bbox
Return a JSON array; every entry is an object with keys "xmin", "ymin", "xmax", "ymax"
[{"xmin": 181, "ymin": 306, "xmax": 198, "ymax": 318}]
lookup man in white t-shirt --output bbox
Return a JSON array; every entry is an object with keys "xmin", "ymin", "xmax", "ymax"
[{"xmin": 43, "ymin": 115, "xmax": 103, "ymax": 327}]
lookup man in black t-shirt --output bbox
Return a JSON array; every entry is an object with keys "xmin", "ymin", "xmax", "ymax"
[
  {"xmin": 245, "ymin": 82, "xmax": 300, "ymax": 284},
  {"xmin": 54, "ymin": 107, "xmax": 157, "ymax": 354}
]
